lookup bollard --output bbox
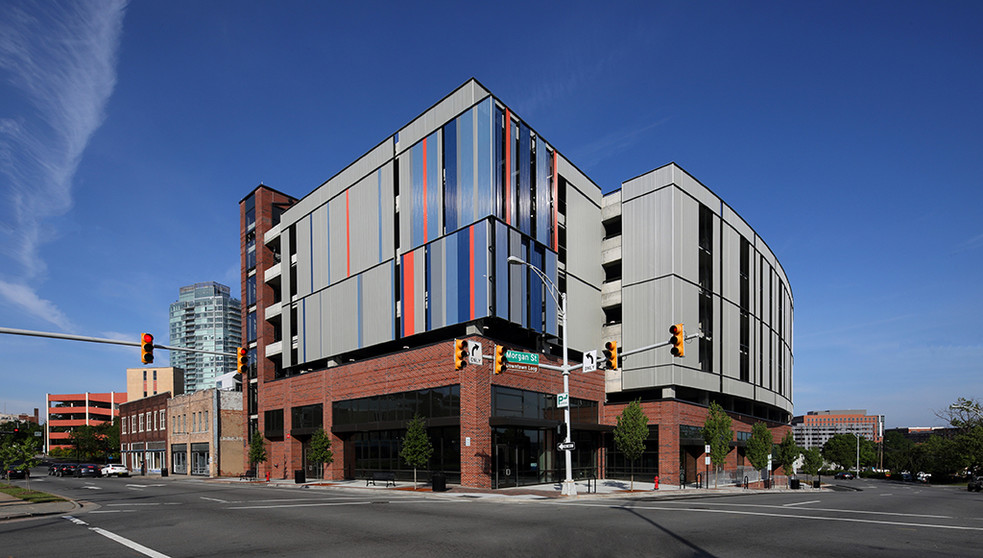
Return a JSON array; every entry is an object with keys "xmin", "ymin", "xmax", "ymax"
[{"xmin": 654, "ymin": 475, "xmax": 659, "ymax": 490}]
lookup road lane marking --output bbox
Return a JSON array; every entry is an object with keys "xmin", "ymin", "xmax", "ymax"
[
  {"xmin": 91, "ymin": 510, "xmax": 129, "ymax": 513},
  {"xmin": 651, "ymin": 501, "xmax": 952, "ymax": 519},
  {"xmin": 89, "ymin": 527, "xmax": 172, "ymax": 558},
  {"xmin": 200, "ymin": 496, "xmax": 228, "ymax": 503},
  {"xmin": 108, "ymin": 503, "xmax": 162, "ymax": 506},
  {"xmin": 783, "ymin": 500, "xmax": 820, "ymax": 507},
  {"xmin": 63, "ymin": 516, "xmax": 172, "ymax": 558},
  {"xmin": 229, "ymin": 501, "xmax": 376, "ymax": 510},
  {"xmin": 560, "ymin": 502, "xmax": 981, "ymax": 532}
]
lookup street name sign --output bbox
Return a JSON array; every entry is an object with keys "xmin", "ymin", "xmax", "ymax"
[{"xmin": 506, "ymin": 349, "xmax": 539, "ymax": 372}]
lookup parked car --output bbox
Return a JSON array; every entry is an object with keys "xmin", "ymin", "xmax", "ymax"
[
  {"xmin": 74, "ymin": 463, "xmax": 100, "ymax": 478},
  {"xmin": 4, "ymin": 467, "xmax": 29, "ymax": 480},
  {"xmin": 55, "ymin": 464, "xmax": 77, "ymax": 477},
  {"xmin": 834, "ymin": 472, "xmax": 855, "ymax": 480},
  {"xmin": 968, "ymin": 475, "xmax": 982, "ymax": 492},
  {"xmin": 47, "ymin": 463, "xmax": 59, "ymax": 475},
  {"xmin": 101, "ymin": 464, "xmax": 129, "ymax": 477}
]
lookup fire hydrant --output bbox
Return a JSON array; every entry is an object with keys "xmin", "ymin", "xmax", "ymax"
[
  {"xmin": 265, "ymin": 470, "xmax": 270, "ymax": 482},
  {"xmin": 654, "ymin": 475, "xmax": 660, "ymax": 490}
]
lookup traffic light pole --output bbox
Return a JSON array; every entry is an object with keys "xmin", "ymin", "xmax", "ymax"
[{"xmin": 0, "ymin": 326, "xmax": 236, "ymax": 357}]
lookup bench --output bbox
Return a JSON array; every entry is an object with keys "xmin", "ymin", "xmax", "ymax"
[
  {"xmin": 366, "ymin": 471, "xmax": 396, "ymax": 487},
  {"xmin": 239, "ymin": 469, "xmax": 257, "ymax": 481}
]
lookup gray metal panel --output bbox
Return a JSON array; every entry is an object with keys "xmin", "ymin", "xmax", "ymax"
[
  {"xmin": 396, "ymin": 80, "xmax": 490, "ymax": 156},
  {"xmin": 723, "ymin": 378, "xmax": 754, "ymax": 400},
  {"xmin": 723, "ymin": 205, "xmax": 754, "ymax": 241},
  {"xmin": 413, "ymin": 248, "xmax": 426, "ymax": 334},
  {"xmin": 328, "ymin": 195, "xmax": 347, "ymax": 284},
  {"xmin": 509, "ymin": 230, "xmax": 523, "ymax": 325},
  {"xmin": 720, "ymin": 300, "xmax": 739, "ymax": 379},
  {"xmin": 397, "ymin": 153, "xmax": 413, "ymax": 256},
  {"xmin": 303, "ymin": 292, "xmax": 321, "ymax": 362},
  {"xmin": 622, "ymin": 187, "xmax": 672, "ymax": 285},
  {"xmin": 310, "ymin": 205, "xmax": 329, "ymax": 292},
  {"xmin": 296, "ymin": 216, "xmax": 312, "ymax": 297},
  {"xmin": 675, "ymin": 188, "xmax": 699, "ymax": 286},
  {"xmin": 361, "ymin": 263, "xmax": 394, "ymax": 347},
  {"xmin": 566, "ymin": 275, "xmax": 602, "ymax": 355},
  {"xmin": 622, "ymin": 164, "xmax": 674, "ymax": 201},
  {"xmin": 282, "ymin": 139, "xmax": 394, "ymax": 226},
  {"xmin": 326, "ymin": 279, "xmax": 358, "ymax": 355},
  {"xmin": 721, "ymin": 225, "xmax": 740, "ymax": 305},
  {"xmin": 674, "ymin": 166, "xmax": 720, "ymax": 212},
  {"xmin": 564, "ymin": 181, "xmax": 603, "ymax": 288},
  {"xmin": 430, "ymin": 239, "xmax": 445, "ymax": 329},
  {"xmin": 378, "ymin": 164, "xmax": 395, "ymax": 263},
  {"xmin": 556, "ymin": 155, "xmax": 602, "ymax": 206},
  {"xmin": 348, "ymin": 171, "xmax": 380, "ymax": 276}
]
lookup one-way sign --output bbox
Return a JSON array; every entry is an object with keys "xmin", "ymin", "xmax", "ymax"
[{"xmin": 557, "ymin": 441, "xmax": 576, "ymax": 451}]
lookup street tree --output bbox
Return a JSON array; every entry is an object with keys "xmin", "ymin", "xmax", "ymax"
[
  {"xmin": 400, "ymin": 414, "xmax": 433, "ymax": 489},
  {"xmin": 745, "ymin": 422, "xmax": 773, "ymax": 474},
  {"xmin": 883, "ymin": 430, "xmax": 916, "ymax": 472},
  {"xmin": 308, "ymin": 428, "xmax": 334, "ymax": 479},
  {"xmin": 775, "ymin": 431, "xmax": 800, "ymax": 483},
  {"xmin": 801, "ymin": 447, "xmax": 823, "ymax": 480},
  {"xmin": 702, "ymin": 401, "xmax": 733, "ymax": 488},
  {"xmin": 248, "ymin": 431, "xmax": 268, "ymax": 472},
  {"xmin": 613, "ymin": 399, "xmax": 649, "ymax": 491},
  {"xmin": 0, "ymin": 436, "xmax": 40, "ymax": 490},
  {"xmin": 68, "ymin": 425, "xmax": 102, "ymax": 462},
  {"xmin": 958, "ymin": 425, "xmax": 983, "ymax": 475},
  {"xmin": 922, "ymin": 434, "xmax": 964, "ymax": 481},
  {"xmin": 935, "ymin": 397, "xmax": 983, "ymax": 433}
]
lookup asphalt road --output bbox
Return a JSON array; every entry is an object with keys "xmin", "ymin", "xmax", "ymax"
[{"xmin": 3, "ymin": 471, "xmax": 981, "ymax": 557}]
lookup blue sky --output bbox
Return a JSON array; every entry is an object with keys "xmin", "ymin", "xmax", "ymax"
[{"xmin": 1, "ymin": 0, "xmax": 980, "ymax": 428}]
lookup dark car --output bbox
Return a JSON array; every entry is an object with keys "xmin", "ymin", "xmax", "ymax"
[
  {"xmin": 968, "ymin": 475, "xmax": 982, "ymax": 492},
  {"xmin": 47, "ymin": 463, "xmax": 59, "ymax": 475},
  {"xmin": 4, "ymin": 468, "xmax": 29, "ymax": 480},
  {"xmin": 834, "ymin": 472, "xmax": 855, "ymax": 480},
  {"xmin": 74, "ymin": 464, "xmax": 100, "ymax": 478},
  {"xmin": 56, "ymin": 464, "xmax": 77, "ymax": 477}
]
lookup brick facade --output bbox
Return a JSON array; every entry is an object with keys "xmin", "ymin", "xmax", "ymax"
[{"xmin": 120, "ymin": 392, "xmax": 170, "ymax": 474}]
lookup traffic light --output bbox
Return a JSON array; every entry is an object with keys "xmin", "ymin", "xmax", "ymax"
[
  {"xmin": 603, "ymin": 341, "xmax": 618, "ymax": 370},
  {"xmin": 669, "ymin": 323, "xmax": 685, "ymax": 357},
  {"xmin": 141, "ymin": 333, "xmax": 154, "ymax": 364},
  {"xmin": 494, "ymin": 345, "xmax": 509, "ymax": 375},
  {"xmin": 454, "ymin": 339, "xmax": 469, "ymax": 370},
  {"xmin": 237, "ymin": 347, "xmax": 249, "ymax": 375}
]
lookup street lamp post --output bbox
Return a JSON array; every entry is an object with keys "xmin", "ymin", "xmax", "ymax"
[{"xmin": 507, "ymin": 256, "xmax": 577, "ymax": 496}]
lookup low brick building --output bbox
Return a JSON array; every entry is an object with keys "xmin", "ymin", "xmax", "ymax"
[
  {"xmin": 168, "ymin": 388, "xmax": 245, "ymax": 477},
  {"xmin": 120, "ymin": 392, "xmax": 171, "ymax": 474}
]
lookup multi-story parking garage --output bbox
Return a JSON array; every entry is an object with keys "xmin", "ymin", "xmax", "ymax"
[{"xmin": 240, "ymin": 79, "xmax": 793, "ymax": 488}]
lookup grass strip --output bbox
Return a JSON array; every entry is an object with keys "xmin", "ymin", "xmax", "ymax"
[{"xmin": 0, "ymin": 483, "xmax": 66, "ymax": 503}]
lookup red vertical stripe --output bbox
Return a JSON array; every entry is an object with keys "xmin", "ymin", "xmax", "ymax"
[
  {"xmin": 346, "ymin": 190, "xmax": 351, "ymax": 276},
  {"xmin": 403, "ymin": 254, "xmax": 414, "ymax": 337},
  {"xmin": 552, "ymin": 150, "xmax": 558, "ymax": 251},
  {"xmin": 505, "ymin": 108, "xmax": 512, "ymax": 226},
  {"xmin": 422, "ymin": 137, "xmax": 429, "ymax": 242},
  {"xmin": 469, "ymin": 225, "xmax": 475, "ymax": 319}
]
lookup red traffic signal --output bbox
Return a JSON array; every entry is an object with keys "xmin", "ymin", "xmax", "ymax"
[
  {"xmin": 237, "ymin": 347, "xmax": 249, "ymax": 374},
  {"xmin": 669, "ymin": 324, "xmax": 685, "ymax": 357},
  {"xmin": 141, "ymin": 333, "xmax": 154, "ymax": 364}
]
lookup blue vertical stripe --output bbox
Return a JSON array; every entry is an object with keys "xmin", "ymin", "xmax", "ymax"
[
  {"xmin": 545, "ymin": 250, "xmax": 558, "ymax": 336},
  {"xmin": 530, "ymin": 244, "xmax": 544, "ymax": 333},
  {"xmin": 473, "ymin": 220, "xmax": 488, "ymax": 318},
  {"xmin": 535, "ymin": 140, "xmax": 551, "ymax": 245},
  {"xmin": 518, "ymin": 123, "xmax": 532, "ymax": 235},
  {"xmin": 459, "ymin": 108, "xmax": 474, "ymax": 226},
  {"xmin": 412, "ymin": 142, "xmax": 424, "ymax": 247},
  {"xmin": 444, "ymin": 120, "xmax": 458, "ymax": 232},
  {"xmin": 426, "ymin": 130, "xmax": 441, "ymax": 241},
  {"xmin": 445, "ymin": 232, "xmax": 459, "ymax": 323},
  {"xmin": 476, "ymin": 99, "xmax": 493, "ymax": 220},
  {"xmin": 494, "ymin": 221, "xmax": 508, "ymax": 319}
]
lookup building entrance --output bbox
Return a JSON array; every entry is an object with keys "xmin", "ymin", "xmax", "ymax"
[{"xmin": 302, "ymin": 440, "xmax": 323, "ymax": 480}]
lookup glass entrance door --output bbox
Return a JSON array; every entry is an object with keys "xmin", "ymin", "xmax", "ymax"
[
  {"xmin": 493, "ymin": 427, "xmax": 552, "ymax": 488},
  {"xmin": 302, "ymin": 441, "xmax": 323, "ymax": 480}
]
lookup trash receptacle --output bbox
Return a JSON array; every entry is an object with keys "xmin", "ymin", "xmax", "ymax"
[
  {"xmin": 295, "ymin": 469, "xmax": 306, "ymax": 484},
  {"xmin": 432, "ymin": 472, "xmax": 447, "ymax": 492},
  {"xmin": 813, "ymin": 480, "xmax": 821, "ymax": 488},
  {"xmin": 161, "ymin": 468, "xmax": 168, "ymax": 477},
  {"xmin": 790, "ymin": 478, "xmax": 801, "ymax": 489}
]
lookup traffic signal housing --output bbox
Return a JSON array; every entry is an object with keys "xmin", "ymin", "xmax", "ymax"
[
  {"xmin": 494, "ymin": 345, "xmax": 509, "ymax": 375},
  {"xmin": 669, "ymin": 324, "xmax": 685, "ymax": 357},
  {"xmin": 454, "ymin": 339, "xmax": 468, "ymax": 370},
  {"xmin": 237, "ymin": 347, "xmax": 249, "ymax": 375},
  {"xmin": 603, "ymin": 341, "xmax": 618, "ymax": 370},
  {"xmin": 141, "ymin": 333, "xmax": 154, "ymax": 364}
]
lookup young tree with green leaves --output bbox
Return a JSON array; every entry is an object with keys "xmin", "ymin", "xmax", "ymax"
[
  {"xmin": 613, "ymin": 400, "xmax": 649, "ymax": 491},
  {"xmin": 1, "ymin": 436, "xmax": 41, "ymax": 490},
  {"xmin": 702, "ymin": 401, "xmax": 733, "ymax": 488},
  {"xmin": 775, "ymin": 431, "xmax": 800, "ymax": 485},
  {"xmin": 248, "ymin": 431, "xmax": 268, "ymax": 472},
  {"xmin": 308, "ymin": 428, "xmax": 334, "ymax": 479},
  {"xmin": 801, "ymin": 447, "xmax": 823, "ymax": 481},
  {"xmin": 400, "ymin": 414, "xmax": 433, "ymax": 489},
  {"xmin": 745, "ymin": 422, "xmax": 773, "ymax": 475}
]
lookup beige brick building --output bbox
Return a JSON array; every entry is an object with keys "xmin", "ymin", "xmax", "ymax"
[{"xmin": 168, "ymin": 388, "xmax": 244, "ymax": 477}]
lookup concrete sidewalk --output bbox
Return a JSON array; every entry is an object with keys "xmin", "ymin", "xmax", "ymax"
[{"xmin": 0, "ymin": 489, "xmax": 78, "ymax": 521}]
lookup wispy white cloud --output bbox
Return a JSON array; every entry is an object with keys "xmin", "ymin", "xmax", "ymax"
[{"xmin": 0, "ymin": 0, "xmax": 127, "ymax": 329}]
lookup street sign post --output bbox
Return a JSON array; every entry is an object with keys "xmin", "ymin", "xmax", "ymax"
[
  {"xmin": 557, "ymin": 392, "xmax": 569, "ymax": 408},
  {"xmin": 582, "ymin": 350, "xmax": 597, "ymax": 373},
  {"xmin": 467, "ymin": 341, "xmax": 483, "ymax": 365}
]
